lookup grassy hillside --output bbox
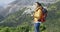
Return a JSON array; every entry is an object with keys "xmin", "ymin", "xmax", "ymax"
[
  {"xmin": 0, "ymin": 1, "xmax": 60, "ymax": 32},
  {"xmin": 44, "ymin": 1, "xmax": 60, "ymax": 32}
]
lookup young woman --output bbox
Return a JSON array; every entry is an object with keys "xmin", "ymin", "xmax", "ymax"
[
  {"xmin": 33, "ymin": 2, "xmax": 48, "ymax": 32},
  {"xmin": 33, "ymin": 2, "xmax": 43, "ymax": 32}
]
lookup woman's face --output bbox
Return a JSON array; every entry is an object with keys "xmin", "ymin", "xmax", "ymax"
[
  {"xmin": 34, "ymin": 3, "xmax": 38, "ymax": 7},
  {"xmin": 33, "ymin": 3, "xmax": 38, "ymax": 8}
]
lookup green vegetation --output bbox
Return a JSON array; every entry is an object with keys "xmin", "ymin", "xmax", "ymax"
[{"xmin": 0, "ymin": 1, "xmax": 60, "ymax": 32}]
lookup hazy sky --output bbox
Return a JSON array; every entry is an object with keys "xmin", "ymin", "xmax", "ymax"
[{"xmin": 0, "ymin": 0, "xmax": 15, "ymax": 6}]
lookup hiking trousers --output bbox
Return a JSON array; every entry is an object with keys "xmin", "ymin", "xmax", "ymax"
[{"xmin": 34, "ymin": 22, "xmax": 41, "ymax": 32}]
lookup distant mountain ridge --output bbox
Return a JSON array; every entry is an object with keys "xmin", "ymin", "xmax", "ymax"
[
  {"xmin": 0, "ymin": 0, "xmax": 58, "ymax": 17},
  {"xmin": 0, "ymin": 0, "xmax": 59, "ymax": 21}
]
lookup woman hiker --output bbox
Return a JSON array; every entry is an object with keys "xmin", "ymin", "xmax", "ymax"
[{"xmin": 31, "ymin": 2, "xmax": 47, "ymax": 32}]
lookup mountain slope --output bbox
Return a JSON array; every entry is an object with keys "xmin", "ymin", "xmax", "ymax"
[
  {"xmin": 0, "ymin": 0, "xmax": 60, "ymax": 32},
  {"xmin": 0, "ymin": 1, "xmax": 60, "ymax": 32},
  {"xmin": 0, "ymin": 0, "xmax": 57, "ymax": 17}
]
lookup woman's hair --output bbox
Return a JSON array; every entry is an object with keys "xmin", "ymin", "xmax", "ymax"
[
  {"xmin": 35, "ymin": 2, "xmax": 42, "ymax": 6},
  {"xmin": 35, "ymin": 2, "xmax": 43, "ymax": 10}
]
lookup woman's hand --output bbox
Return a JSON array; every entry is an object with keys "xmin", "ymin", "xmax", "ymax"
[{"xmin": 31, "ymin": 14, "xmax": 33, "ymax": 17}]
